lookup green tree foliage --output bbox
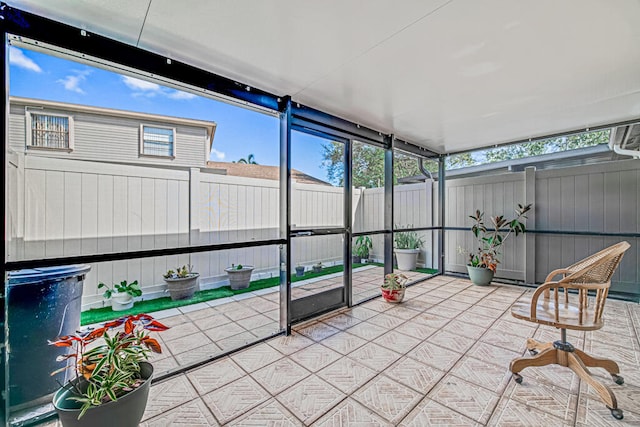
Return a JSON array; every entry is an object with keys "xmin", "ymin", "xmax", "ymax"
[
  {"xmin": 322, "ymin": 142, "xmax": 428, "ymax": 187},
  {"xmin": 320, "ymin": 130, "xmax": 609, "ymax": 188},
  {"xmin": 483, "ymin": 130, "xmax": 609, "ymax": 163}
]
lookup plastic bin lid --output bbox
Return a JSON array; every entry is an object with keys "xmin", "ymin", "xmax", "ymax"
[{"xmin": 7, "ymin": 264, "xmax": 91, "ymax": 285}]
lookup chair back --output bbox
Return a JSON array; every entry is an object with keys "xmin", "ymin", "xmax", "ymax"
[{"xmin": 540, "ymin": 241, "xmax": 630, "ymax": 328}]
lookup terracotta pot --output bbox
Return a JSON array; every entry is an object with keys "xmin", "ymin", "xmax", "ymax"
[{"xmin": 381, "ymin": 287, "xmax": 405, "ymax": 303}]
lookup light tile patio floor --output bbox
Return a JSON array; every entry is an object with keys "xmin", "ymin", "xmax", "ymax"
[{"xmin": 47, "ymin": 275, "xmax": 640, "ymax": 426}]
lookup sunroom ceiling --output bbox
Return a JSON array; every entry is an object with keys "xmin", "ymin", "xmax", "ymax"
[{"xmin": 11, "ymin": 0, "xmax": 640, "ymax": 154}]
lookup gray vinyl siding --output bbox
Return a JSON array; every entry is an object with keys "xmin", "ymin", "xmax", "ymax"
[
  {"xmin": 534, "ymin": 161, "xmax": 640, "ymax": 297},
  {"xmin": 444, "ymin": 159, "xmax": 639, "ymax": 300},
  {"xmin": 9, "ymin": 103, "xmax": 26, "ymax": 152},
  {"xmin": 9, "ymin": 102, "xmax": 207, "ymax": 168}
]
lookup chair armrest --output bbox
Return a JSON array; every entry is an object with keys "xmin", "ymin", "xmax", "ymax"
[
  {"xmin": 529, "ymin": 281, "xmax": 560, "ymax": 319},
  {"xmin": 544, "ymin": 268, "xmax": 573, "ymax": 282}
]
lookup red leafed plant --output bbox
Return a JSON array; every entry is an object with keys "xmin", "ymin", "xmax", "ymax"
[{"xmin": 49, "ymin": 314, "xmax": 169, "ymax": 418}]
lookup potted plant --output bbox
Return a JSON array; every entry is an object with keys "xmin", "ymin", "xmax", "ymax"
[
  {"xmin": 312, "ymin": 262, "xmax": 323, "ymax": 273},
  {"xmin": 98, "ymin": 280, "xmax": 142, "ymax": 311},
  {"xmin": 225, "ymin": 263, "xmax": 254, "ymax": 290},
  {"xmin": 465, "ymin": 203, "xmax": 531, "ymax": 285},
  {"xmin": 381, "ymin": 272, "xmax": 408, "ymax": 303},
  {"xmin": 163, "ymin": 265, "xmax": 199, "ymax": 301},
  {"xmin": 352, "ymin": 236, "xmax": 373, "ymax": 264},
  {"xmin": 295, "ymin": 264, "xmax": 305, "ymax": 277},
  {"xmin": 50, "ymin": 314, "xmax": 169, "ymax": 427},
  {"xmin": 394, "ymin": 226, "xmax": 424, "ymax": 271}
]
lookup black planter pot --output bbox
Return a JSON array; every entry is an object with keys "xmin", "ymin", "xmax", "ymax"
[{"xmin": 53, "ymin": 362, "xmax": 153, "ymax": 427}]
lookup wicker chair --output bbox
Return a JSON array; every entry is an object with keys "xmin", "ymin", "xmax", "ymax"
[{"xmin": 509, "ymin": 241, "xmax": 630, "ymax": 420}]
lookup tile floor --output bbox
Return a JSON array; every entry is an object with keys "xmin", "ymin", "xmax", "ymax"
[
  {"xmin": 141, "ymin": 266, "xmax": 432, "ymax": 376},
  {"xmin": 49, "ymin": 275, "xmax": 640, "ymax": 426}
]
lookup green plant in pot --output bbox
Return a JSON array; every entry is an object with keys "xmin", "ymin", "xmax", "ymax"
[
  {"xmin": 394, "ymin": 226, "xmax": 424, "ymax": 271},
  {"xmin": 465, "ymin": 203, "xmax": 531, "ymax": 285},
  {"xmin": 163, "ymin": 264, "xmax": 199, "ymax": 301},
  {"xmin": 98, "ymin": 280, "xmax": 141, "ymax": 311},
  {"xmin": 50, "ymin": 314, "xmax": 169, "ymax": 427},
  {"xmin": 381, "ymin": 272, "xmax": 408, "ymax": 303},
  {"xmin": 352, "ymin": 236, "xmax": 373, "ymax": 263}
]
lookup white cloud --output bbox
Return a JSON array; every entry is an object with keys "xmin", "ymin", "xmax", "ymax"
[
  {"xmin": 211, "ymin": 148, "xmax": 226, "ymax": 160},
  {"xmin": 9, "ymin": 47, "xmax": 42, "ymax": 72},
  {"xmin": 167, "ymin": 90, "xmax": 196, "ymax": 100},
  {"xmin": 121, "ymin": 76, "xmax": 196, "ymax": 101},
  {"xmin": 57, "ymin": 69, "xmax": 91, "ymax": 94},
  {"xmin": 121, "ymin": 76, "xmax": 161, "ymax": 92}
]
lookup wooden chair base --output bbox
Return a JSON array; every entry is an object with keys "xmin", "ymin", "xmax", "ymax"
[{"xmin": 510, "ymin": 338, "xmax": 625, "ymax": 420}]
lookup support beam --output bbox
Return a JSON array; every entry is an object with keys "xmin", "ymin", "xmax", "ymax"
[
  {"xmin": 279, "ymin": 97, "xmax": 292, "ymax": 334},
  {"xmin": 524, "ymin": 166, "xmax": 536, "ymax": 284},
  {"xmin": 384, "ymin": 139, "xmax": 394, "ymax": 276},
  {"xmin": 344, "ymin": 139, "xmax": 353, "ymax": 307},
  {"xmin": 438, "ymin": 156, "xmax": 446, "ymax": 274}
]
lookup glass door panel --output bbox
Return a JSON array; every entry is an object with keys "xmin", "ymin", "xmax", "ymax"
[{"xmin": 290, "ymin": 130, "xmax": 346, "ymax": 321}]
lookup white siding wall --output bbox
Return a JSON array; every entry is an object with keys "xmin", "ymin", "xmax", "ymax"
[{"xmin": 9, "ymin": 103, "xmax": 208, "ymax": 168}]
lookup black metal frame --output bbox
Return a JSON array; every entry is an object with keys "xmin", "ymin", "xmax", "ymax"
[
  {"xmin": 0, "ymin": 4, "xmax": 446, "ymax": 425},
  {"xmin": 1, "ymin": 28, "xmax": 7, "ymax": 425}
]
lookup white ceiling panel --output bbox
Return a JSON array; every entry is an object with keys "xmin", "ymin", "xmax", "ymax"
[
  {"xmin": 11, "ymin": 0, "xmax": 151, "ymax": 46},
  {"xmin": 297, "ymin": 0, "xmax": 640, "ymax": 152},
  {"xmin": 8, "ymin": 0, "xmax": 640, "ymax": 153},
  {"xmin": 138, "ymin": 0, "xmax": 449, "ymax": 96}
]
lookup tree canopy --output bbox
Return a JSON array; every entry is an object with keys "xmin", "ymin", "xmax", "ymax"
[{"xmin": 320, "ymin": 130, "xmax": 610, "ymax": 188}]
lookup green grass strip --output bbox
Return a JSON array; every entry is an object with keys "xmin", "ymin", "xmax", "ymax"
[
  {"xmin": 80, "ymin": 263, "xmax": 438, "ymax": 325},
  {"xmin": 82, "ymin": 264, "xmax": 362, "ymax": 325}
]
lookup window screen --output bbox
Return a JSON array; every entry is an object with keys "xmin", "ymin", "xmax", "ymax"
[
  {"xmin": 142, "ymin": 125, "xmax": 174, "ymax": 157},
  {"xmin": 30, "ymin": 113, "xmax": 70, "ymax": 149}
]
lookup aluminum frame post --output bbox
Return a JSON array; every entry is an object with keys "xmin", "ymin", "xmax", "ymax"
[
  {"xmin": 438, "ymin": 155, "xmax": 445, "ymax": 275},
  {"xmin": 384, "ymin": 138, "xmax": 394, "ymax": 276},
  {"xmin": 344, "ymin": 139, "xmax": 353, "ymax": 307},
  {"xmin": 279, "ymin": 97, "xmax": 292, "ymax": 334}
]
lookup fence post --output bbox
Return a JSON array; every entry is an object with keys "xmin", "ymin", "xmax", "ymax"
[
  {"xmin": 189, "ymin": 168, "xmax": 200, "ymax": 248},
  {"xmin": 524, "ymin": 166, "xmax": 536, "ymax": 284}
]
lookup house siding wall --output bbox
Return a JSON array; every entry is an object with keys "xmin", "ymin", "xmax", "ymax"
[{"xmin": 9, "ymin": 102, "xmax": 208, "ymax": 167}]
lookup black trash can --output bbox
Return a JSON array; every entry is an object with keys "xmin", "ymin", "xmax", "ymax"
[{"xmin": 7, "ymin": 265, "xmax": 91, "ymax": 409}]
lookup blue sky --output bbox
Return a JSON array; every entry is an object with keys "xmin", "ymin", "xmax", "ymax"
[{"xmin": 9, "ymin": 46, "xmax": 330, "ymax": 181}]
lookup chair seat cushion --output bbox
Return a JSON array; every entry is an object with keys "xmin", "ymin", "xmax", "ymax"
[{"xmin": 511, "ymin": 297, "xmax": 603, "ymax": 331}]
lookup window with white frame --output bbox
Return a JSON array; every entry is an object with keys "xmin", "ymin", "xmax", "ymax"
[
  {"xmin": 141, "ymin": 125, "xmax": 175, "ymax": 157},
  {"xmin": 27, "ymin": 112, "xmax": 73, "ymax": 149}
]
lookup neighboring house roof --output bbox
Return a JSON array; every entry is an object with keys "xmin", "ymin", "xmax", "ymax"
[
  {"xmin": 10, "ymin": 96, "xmax": 217, "ymax": 152},
  {"xmin": 206, "ymin": 161, "xmax": 332, "ymax": 186}
]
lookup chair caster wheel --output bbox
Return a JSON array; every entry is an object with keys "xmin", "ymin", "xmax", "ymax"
[
  {"xmin": 612, "ymin": 374, "xmax": 624, "ymax": 385},
  {"xmin": 528, "ymin": 349, "xmax": 538, "ymax": 356},
  {"xmin": 513, "ymin": 373, "xmax": 523, "ymax": 384},
  {"xmin": 609, "ymin": 407, "xmax": 624, "ymax": 420}
]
